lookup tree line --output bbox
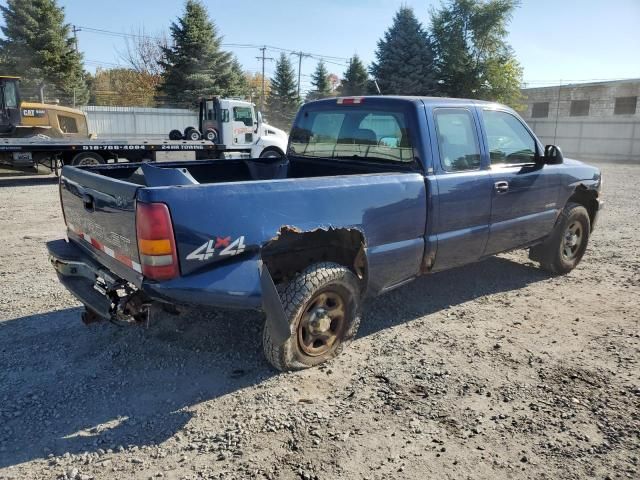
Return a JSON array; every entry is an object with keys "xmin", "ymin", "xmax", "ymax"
[{"xmin": 0, "ymin": 0, "xmax": 523, "ymax": 131}]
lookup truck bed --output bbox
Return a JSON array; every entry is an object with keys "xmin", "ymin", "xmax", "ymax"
[{"xmin": 81, "ymin": 155, "xmax": 414, "ymax": 186}]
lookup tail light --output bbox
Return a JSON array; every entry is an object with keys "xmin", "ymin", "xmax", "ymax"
[{"xmin": 136, "ymin": 202, "xmax": 179, "ymax": 280}]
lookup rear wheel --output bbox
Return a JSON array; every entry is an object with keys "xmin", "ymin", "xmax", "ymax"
[
  {"xmin": 187, "ymin": 129, "xmax": 201, "ymax": 141},
  {"xmin": 530, "ymin": 202, "xmax": 590, "ymax": 274},
  {"xmin": 169, "ymin": 129, "xmax": 183, "ymax": 140},
  {"xmin": 204, "ymin": 128, "xmax": 218, "ymax": 142},
  {"xmin": 263, "ymin": 262, "xmax": 361, "ymax": 371},
  {"xmin": 71, "ymin": 152, "xmax": 105, "ymax": 166}
]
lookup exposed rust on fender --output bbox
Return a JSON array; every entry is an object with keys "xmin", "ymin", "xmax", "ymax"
[{"xmin": 262, "ymin": 225, "xmax": 367, "ymax": 285}]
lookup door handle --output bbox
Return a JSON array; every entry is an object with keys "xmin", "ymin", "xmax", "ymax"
[{"xmin": 494, "ymin": 181, "xmax": 509, "ymax": 194}]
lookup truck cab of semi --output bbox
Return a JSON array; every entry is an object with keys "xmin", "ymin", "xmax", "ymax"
[{"xmin": 170, "ymin": 97, "xmax": 288, "ymax": 158}]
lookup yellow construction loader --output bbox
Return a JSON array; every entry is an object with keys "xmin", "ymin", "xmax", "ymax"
[{"xmin": 0, "ymin": 76, "xmax": 90, "ymax": 139}]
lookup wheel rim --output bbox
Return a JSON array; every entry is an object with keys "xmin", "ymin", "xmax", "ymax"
[
  {"xmin": 78, "ymin": 156, "xmax": 101, "ymax": 166},
  {"xmin": 297, "ymin": 290, "xmax": 347, "ymax": 357},
  {"xmin": 562, "ymin": 221, "xmax": 583, "ymax": 260}
]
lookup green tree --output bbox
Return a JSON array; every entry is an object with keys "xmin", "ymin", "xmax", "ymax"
[
  {"xmin": 339, "ymin": 55, "xmax": 369, "ymax": 96},
  {"xmin": 0, "ymin": 0, "xmax": 89, "ymax": 105},
  {"xmin": 430, "ymin": 0, "xmax": 523, "ymax": 106},
  {"xmin": 157, "ymin": 0, "xmax": 244, "ymax": 107},
  {"xmin": 306, "ymin": 60, "xmax": 333, "ymax": 101},
  {"xmin": 370, "ymin": 6, "xmax": 438, "ymax": 96},
  {"xmin": 265, "ymin": 53, "xmax": 300, "ymax": 130}
]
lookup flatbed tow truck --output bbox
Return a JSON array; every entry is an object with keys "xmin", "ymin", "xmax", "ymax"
[
  {"xmin": 0, "ymin": 136, "xmax": 240, "ymax": 174},
  {"xmin": 0, "ymin": 76, "xmax": 288, "ymax": 173}
]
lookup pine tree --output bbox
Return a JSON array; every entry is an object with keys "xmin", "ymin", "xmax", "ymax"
[
  {"xmin": 0, "ymin": 0, "xmax": 89, "ymax": 105},
  {"xmin": 265, "ymin": 53, "xmax": 300, "ymax": 130},
  {"xmin": 370, "ymin": 6, "xmax": 438, "ymax": 96},
  {"xmin": 339, "ymin": 55, "xmax": 369, "ymax": 96},
  {"xmin": 158, "ymin": 0, "xmax": 243, "ymax": 107},
  {"xmin": 430, "ymin": 0, "xmax": 523, "ymax": 107},
  {"xmin": 222, "ymin": 57, "xmax": 249, "ymax": 98},
  {"xmin": 306, "ymin": 60, "xmax": 333, "ymax": 101}
]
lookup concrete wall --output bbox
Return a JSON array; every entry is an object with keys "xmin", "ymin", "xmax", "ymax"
[
  {"xmin": 521, "ymin": 79, "xmax": 640, "ymax": 162},
  {"xmin": 80, "ymin": 106, "xmax": 198, "ymax": 140}
]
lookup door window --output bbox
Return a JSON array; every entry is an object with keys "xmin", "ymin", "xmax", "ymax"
[
  {"xmin": 433, "ymin": 109, "xmax": 481, "ymax": 172},
  {"xmin": 3, "ymin": 81, "xmax": 18, "ymax": 108},
  {"xmin": 206, "ymin": 100, "xmax": 216, "ymax": 120},
  {"xmin": 233, "ymin": 107, "xmax": 254, "ymax": 127},
  {"xmin": 482, "ymin": 110, "xmax": 537, "ymax": 165}
]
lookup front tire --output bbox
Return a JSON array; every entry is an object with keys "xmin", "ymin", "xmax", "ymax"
[
  {"xmin": 259, "ymin": 148, "xmax": 283, "ymax": 159},
  {"xmin": 263, "ymin": 262, "xmax": 361, "ymax": 371},
  {"xmin": 530, "ymin": 202, "xmax": 590, "ymax": 274}
]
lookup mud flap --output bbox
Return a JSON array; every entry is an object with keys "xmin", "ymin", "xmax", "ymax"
[{"xmin": 259, "ymin": 262, "xmax": 289, "ymax": 346}]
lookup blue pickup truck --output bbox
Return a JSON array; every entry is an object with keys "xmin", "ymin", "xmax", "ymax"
[{"xmin": 47, "ymin": 96, "xmax": 603, "ymax": 370}]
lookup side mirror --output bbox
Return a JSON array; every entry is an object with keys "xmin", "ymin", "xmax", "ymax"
[{"xmin": 544, "ymin": 144, "xmax": 564, "ymax": 165}]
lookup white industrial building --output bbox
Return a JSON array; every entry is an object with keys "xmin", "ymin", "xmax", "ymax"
[{"xmin": 520, "ymin": 79, "xmax": 639, "ymax": 162}]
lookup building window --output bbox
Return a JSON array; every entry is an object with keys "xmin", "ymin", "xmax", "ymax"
[
  {"xmin": 614, "ymin": 96, "xmax": 637, "ymax": 115},
  {"xmin": 570, "ymin": 100, "xmax": 590, "ymax": 116},
  {"xmin": 531, "ymin": 102, "xmax": 549, "ymax": 118}
]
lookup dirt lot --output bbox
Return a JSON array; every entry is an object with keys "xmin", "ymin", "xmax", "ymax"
[{"xmin": 0, "ymin": 162, "xmax": 638, "ymax": 480}]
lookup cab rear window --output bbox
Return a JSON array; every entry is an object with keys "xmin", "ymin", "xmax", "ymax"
[{"xmin": 290, "ymin": 107, "xmax": 414, "ymax": 163}]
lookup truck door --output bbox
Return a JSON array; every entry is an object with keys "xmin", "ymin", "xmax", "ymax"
[
  {"xmin": 231, "ymin": 105, "xmax": 255, "ymax": 145},
  {"xmin": 200, "ymin": 99, "xmax": 222, "ymax": 143},
  {"xmin": 0, "ymin": 79, "xmax": 21, "ymax": 133},
  {"xmin": 480, "ymin": 109, "xmax": 560, "ymax": 254},
  {"xmin": 430, "ymin": 107, "xmax": 494, "ymax": 270}
]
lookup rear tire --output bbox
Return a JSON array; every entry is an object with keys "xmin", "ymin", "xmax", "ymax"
[
  {"xmin": 169, "ymin": 129, "xmax": 183, "ymax": 140},
  {"xmin": 263, "ymin": 262, "xmax": 361, "ymax": 371},
  {"xmin": 187, "ymin": 129, "xmax": 201, "ymax": 141},
  {"xmin": 204, "ymin": 128, "xmax": 218, "ymax": 142},
  {"xmin": 71, "ymin": 152, "xmax": 105, "ymax": 166},
  {"xmin": 529, "ymin": 202, "xmax": 590, "ymax": 274}
]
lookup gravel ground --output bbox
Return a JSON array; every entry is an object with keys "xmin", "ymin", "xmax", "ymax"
[{"xmin": 0, "ymin": 162, "xmax": 638, "ymax": 480}]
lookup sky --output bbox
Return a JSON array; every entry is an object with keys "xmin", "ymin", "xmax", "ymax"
[{"xmin": 1, "ymin": 0, "xmax": 639, "ymax": 94}]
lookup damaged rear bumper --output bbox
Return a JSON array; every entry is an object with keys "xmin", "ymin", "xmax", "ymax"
[{"xmin": 47, "ymin": 238, "xmax": 290, "ymax": 344}]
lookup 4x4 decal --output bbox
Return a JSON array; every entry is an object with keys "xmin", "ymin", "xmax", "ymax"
[{"xmin": 186, "ymin": 236, "xmax": 246, "ymax": 261}]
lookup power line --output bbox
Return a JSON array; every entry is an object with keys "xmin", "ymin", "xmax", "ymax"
[{"xmin": 77, "ymin": 25, "xmax": 350, "ymax": 64}]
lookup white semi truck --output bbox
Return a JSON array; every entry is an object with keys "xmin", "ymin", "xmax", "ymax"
[{"xmin": 169, "ymin": 97, "xmax": 289, "ymax": 159}]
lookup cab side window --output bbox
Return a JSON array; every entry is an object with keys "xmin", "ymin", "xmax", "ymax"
[
  {"xmin": 434, "ymin": 108, "xmax": 481, "ymax": 172},
  {"xmin": 482, "ymin": 110, "xmax": 537, "ymax": 165},
  {"xmin": 233, "ymin": 107, "xmax": 254, "ymax": 127}
]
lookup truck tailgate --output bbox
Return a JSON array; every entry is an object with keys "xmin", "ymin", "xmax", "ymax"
[{"xmin": 60, "ymin": 165, "xmax": 142, "ymax": 284}]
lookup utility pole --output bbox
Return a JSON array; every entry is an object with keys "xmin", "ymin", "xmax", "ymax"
[
  {"xmin": 256, "ymin": 47, "xmax": 273, "ymax": 112},
  {"xmin": 290, "ymin": 51, "xmax": 310, "ymax": 98},
  {"xmin": 553, "ymin": 79, "xmax": 562, "ymax": 144},
  {"xmin": 71, "ymin": 25, "xmax": 81, "ymax": 53}
]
